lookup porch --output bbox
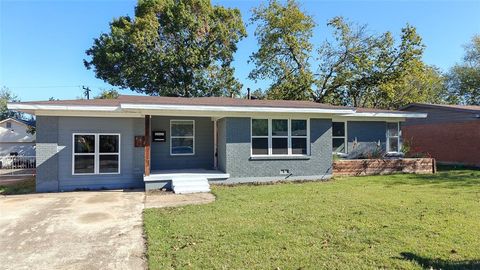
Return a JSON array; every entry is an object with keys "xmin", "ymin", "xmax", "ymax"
[{"xmin": 142, "ymin": 115, "xmax": 226, "ymax": 193}]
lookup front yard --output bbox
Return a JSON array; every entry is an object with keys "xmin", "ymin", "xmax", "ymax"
[{"xmin": 144, "ymin": 169, "xmax": 480, "ymax": 269}]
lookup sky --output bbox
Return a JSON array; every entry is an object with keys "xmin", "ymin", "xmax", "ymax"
[{"xmin": 1, "ymin": 0, "xmax": 479, "ymax": 101}]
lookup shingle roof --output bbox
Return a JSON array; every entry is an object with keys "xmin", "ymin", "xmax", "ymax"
[
  {"xmin": 401, "ymin": 103, "xmax": 480, "ymax": 112},
  {"xmin": 14, "ymin": 95, "xmax": 354, "ymax": 110}
]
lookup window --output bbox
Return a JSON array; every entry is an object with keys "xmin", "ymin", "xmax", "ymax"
[
  {"xmin": 6, "ymin": 121, "xmax": 11, "ymax": 129},
  {"xmin": 73, "ymin": 133, "xmax": 120, "ymax": 175},
  {"xmin": 332, "ymin": 122, "xmax": 347, "ymax": 153},
  {"xmin": 386, "ymin": 122, "xmax": 400, "ymax": 153},
  {"xmin": 251, "ymin": 119, "xmax": 309, "ymax": 156},
  {"xmin": 170, "ymin": 120, "xmax": 194, "ymax": 155}
]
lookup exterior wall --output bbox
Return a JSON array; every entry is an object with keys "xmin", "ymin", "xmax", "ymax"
[
  {"xmin": 36, "ymin": 116, "xmax": 145, "ymax": 192},
  {"xmin": 0, "ymin": 120, "xmax": 36, "ymax": 156},
  {"xmin": 217, "ymin": 118, "xmax": 227, "ymax": 172},
  {"xmin": 215, "ymin": 117, "xmax": 332, "ymax": 183},
  {"xmin": 402, "ymin": 105, "xmax": 480, "ymax": 166},
  {"xmin": 403, "ymin": 121, "xmax": 480, "ymax": 166},
  {"xmin": 36, "ymin": 116, "xmax": 59, "ymax": 192},
  {"xmin": 347, "ymin": 121, "xmax": 387, "ymax": 157},
  {"xmin": 150, "ymin": 116, "xmax": 214, "ymax": 170}
]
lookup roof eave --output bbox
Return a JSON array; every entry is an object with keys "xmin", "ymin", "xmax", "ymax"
[{"xmin": 342, "ymin": 112, "xmax": 428, "ymax": 118}]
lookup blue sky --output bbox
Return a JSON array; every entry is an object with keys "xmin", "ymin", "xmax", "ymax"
[{"xmin": 1, "ymin": 0, "xmax": 479, "ymax": 101}]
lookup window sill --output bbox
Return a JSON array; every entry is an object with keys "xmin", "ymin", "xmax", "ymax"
[{"xmin": 249, "ymin": 155, "xmax": 311, "ymax": 161}]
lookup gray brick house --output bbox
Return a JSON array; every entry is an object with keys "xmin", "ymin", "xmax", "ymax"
[{"xmin": 8, "ymin": 95, "xmax": 425, "ymax": 193}]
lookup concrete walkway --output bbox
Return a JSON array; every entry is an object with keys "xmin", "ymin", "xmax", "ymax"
[
  {"xmin": 145, "ymin": 191, "xmax": 215, "ymax": 208},
  {"xmin": 0, "ymin": 191, "xmax": 146, "ymax": 270}
]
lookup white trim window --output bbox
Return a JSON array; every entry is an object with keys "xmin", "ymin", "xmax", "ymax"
[
  {"xmin": 170, "ymin": 120, "xmax": 195, "ymax": 155},
  {"xmin": 332, "ymin": 121, "xmax": 347, "ymax": 154},
  {"xmin": 386, "ymin": 122, "xmax": 401, "ymax": 153},
  {"xmin": 72, "ymin": 133, "xmax": 120, "ymax": 175},
  {"xmin": 251, "ymin": 118, "xmax": 309, "ymax": 156}
]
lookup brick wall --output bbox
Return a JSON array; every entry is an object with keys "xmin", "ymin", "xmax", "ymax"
[
  {"xmin": 333, "ymin": 158, "xmax": 435, "ymax": 176},
  {"xmin": 403, "ymin": 120, "xmax": 480, "ymax": 167}
]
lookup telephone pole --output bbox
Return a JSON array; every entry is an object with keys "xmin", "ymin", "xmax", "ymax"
[{"xmin": 82, "ymin": 86, "xmax": 92, "ymax": 99}]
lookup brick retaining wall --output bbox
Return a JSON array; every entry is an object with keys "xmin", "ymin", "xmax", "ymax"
[{"xmin": 333, "ymin": 158, "xmax": 435, "ymax": 176}]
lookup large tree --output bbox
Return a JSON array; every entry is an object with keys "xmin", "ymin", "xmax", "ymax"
[
  {"xmin": 445, "ymin": 35, "xmax": 480, "ymax": 105},
  {"xmin": 84, "ymin": 0, "xmax": 246, "ymax": 97},
  {"xmin": 314, "ymin": 17, "xmax": 439, "ymax": 108},
  {"xmin": 0, "ymin": 87, "xmax": 21, "ymax": 120},
  {"xmin": 249, "ymin": 0, "xmax": 315, "ymax": 100}
]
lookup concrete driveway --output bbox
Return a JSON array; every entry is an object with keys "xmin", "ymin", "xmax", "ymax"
[{"xmin": 0, "ymin": 190, "xmax": 146, "ymax": 270}]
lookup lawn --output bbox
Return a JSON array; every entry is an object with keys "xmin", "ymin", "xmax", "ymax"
[
  {"xmin": 144, "ymin": 169, "xmax": 480, "ymax": 270},
  {"xmin": 0, "ymin": 178, "xmax": 35, "ymax": 195}
]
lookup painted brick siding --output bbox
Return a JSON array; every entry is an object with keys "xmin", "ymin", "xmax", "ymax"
[
  {"xmin": 55, "ymin": 117, "xmax": 144, "ymax": 191},
  {"xmin": 217, "ymin": 118, "xmax": 227, "ymax": 172},
  {"xmin": 220, "ymin": 117, "xmax": 332, "ymax": 182},
  {"xmin": 403, "ymin": 120, "xmax": 480, "ymax": 166},
  {"xmin": 150, "ymin": 116, "xmax": 214, "ymax": 170},
  {"xmin": 36, "ymin": 116, "xmax": 60, "ymax": 192}
]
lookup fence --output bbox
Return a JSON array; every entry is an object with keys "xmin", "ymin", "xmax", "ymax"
[{"xmin": 0, "ymin": 156, "xmax": 36, "ymax": 176}]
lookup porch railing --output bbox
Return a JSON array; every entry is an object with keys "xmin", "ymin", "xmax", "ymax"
[{"xmin": 0, "ymin": 156, "xmax": 36, "ymax": 176}]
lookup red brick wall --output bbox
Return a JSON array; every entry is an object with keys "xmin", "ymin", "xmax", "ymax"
[{"xmin": 403, "ymin": 121, "xmax": 480, "ymax": 166}]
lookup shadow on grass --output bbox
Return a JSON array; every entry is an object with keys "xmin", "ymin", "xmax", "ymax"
[
  {"xmin": 398, "ymin": 252, "xmax": 480, "ymax": 270},
  {"xmin": 382, "ymin": 170, "xmax": 480, "ymax": 189}
]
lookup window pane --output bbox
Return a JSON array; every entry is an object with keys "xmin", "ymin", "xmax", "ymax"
[
  {"xmin": 272, "ymin": 119, "xmax": 288, "ymax": 136},
  {"xmin": 292, "ymin": 138, "xmax": 307, "ymax": 155},
  {"xmin": 272, "ymin": 138, "xmax": 288, "ymax": 155},
  {"xmin": 74, "ymin": 155, "xmax": 94, "ymax": 174},
  {"xmin": 291, "ymin": 120, "xmax": 307, "ymax": 136},
  {"xmin": 99, "ymin": 155, "xmax": 119, "ymax": 173},
  {"xmin": 387, "ymin": 123, "xmax": 398, "ymax": 136},
  {"xmin": 171, "ymin": 121, "xmax": 194, "ymax": 136},
  {"xmin": 332, "ymin": 122, "xmax": 345, "ymax": 137},
  {"xmin": 252, "ymin": 138, "xmax": 268, "ymax": 155},
  {"xmin": 388, "ymin": 137, "xmax": 399, "ymax": 152},
  {"xmin": 74, "ymin": 135, "xmax": 95, "ymax": 153},
  {"xmin": 100, "ymin": 135, "xmax": 119, "ymax": 153},
  {"xmin": 333, "ymin": 138, "xmax": 346, "ymax": 153},
  {"xmin": 171, "ymin": 138, "xmax": 194, "ymax": 154},
  {"xmin": 252, "ymin": 119, "xmax": 268, "ymax": 136}
]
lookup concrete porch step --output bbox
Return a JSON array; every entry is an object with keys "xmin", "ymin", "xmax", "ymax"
[{"xmin": 172, "ymin": 176, "xmax": 210, "ymax": 194}]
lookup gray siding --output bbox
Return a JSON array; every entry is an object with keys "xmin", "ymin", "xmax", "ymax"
[
  {"xmin": 347, "ymin": 121, "xmax": 387, "ymax": 157},
  {"xmin": 402, "ymin": 106, "xmax": 480, "ymax": 126},
  {"xmin": 36, "ymin": 116, "xmax": 60, "ymax": 192},
  {"xmin": 217, "ymin": 118, "xmax": 227, "ymax": 172},
  {"xmin": 218, "ymin": 117, "xmax": 332, "ymax": 183},
  {"xmin": 53, "ymin": 117, "xmax": 144, "ymax": 191},
  {"xmin": 150, "ymin": 116, "xmax": 214, "ymax": 170}
]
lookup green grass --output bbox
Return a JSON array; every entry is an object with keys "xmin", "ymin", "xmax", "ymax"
[
  {"xmin": 144, "ymin": 170, "xmax": 480, "ymax": 270},
  {"xmin": 0, "ymin": 178, "xmax": 35, "ymax": 195}
]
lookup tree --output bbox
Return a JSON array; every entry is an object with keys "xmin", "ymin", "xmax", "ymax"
[
  {"xmin": 315, "ymin": 17, "xmax": 431, "ymax": 108},
  {"xmin": 0, "ymin": 87, "xmax": 21, "ymax": 120},
  {"xmin": 249, "ymin": 0, "xmax": 315, "ymax": 100},
  {"xmin": 95, "ymin": 89, "xmax": 120, "ymax": 99},
  {"xmin": 445, "ymin": 35, "xmax": 480, "ymax": 105},
  {"xmin": 84, "ymin": 0, "xmax": 246, "ymax": 97}
]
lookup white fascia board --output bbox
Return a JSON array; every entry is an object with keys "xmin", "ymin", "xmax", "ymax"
[
  {"xmin": 120, "ymin": 103, "xmax": 355, "ymax": 114},
  {"xmin": 7, "ymin": 104, "xmax": 120, "ymax": 112},
  {"xmin": 341, "ymin": 112, "xmax": 427, "ymax": 118}
]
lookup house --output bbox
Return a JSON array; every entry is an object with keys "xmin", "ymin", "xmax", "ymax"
[
  {"xmin": 8, "ymin": 95, "xmax": 426, "ymax": 193},
  {"xmin": 0, "ymin": 117, "xmax": 36, "ymax": 156},
  {"xmin": 401, "ymin": 103, "xmax": 480, "ymax": 167}
]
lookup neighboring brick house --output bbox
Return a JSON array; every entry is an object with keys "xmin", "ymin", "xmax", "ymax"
[{"xmin": 401, "ymin": 103, "xmax": 480, "ymax": 167}]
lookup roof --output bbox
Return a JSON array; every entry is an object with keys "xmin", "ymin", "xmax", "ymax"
[
  {"xmin": 8, "ymin": 95, "xmax": 426, "ymax": 119},
  {"xmin": 0, "ymin": 117, "xmax": 35, "ymax": 127},
  {"xmin": 401, "ymin": 103, "xmax": 480, "ymax": 113}
]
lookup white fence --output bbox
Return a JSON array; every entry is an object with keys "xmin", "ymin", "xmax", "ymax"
[{"xmin": 0, "ymin": 156, "xmax": 36, "ymax": 176}]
